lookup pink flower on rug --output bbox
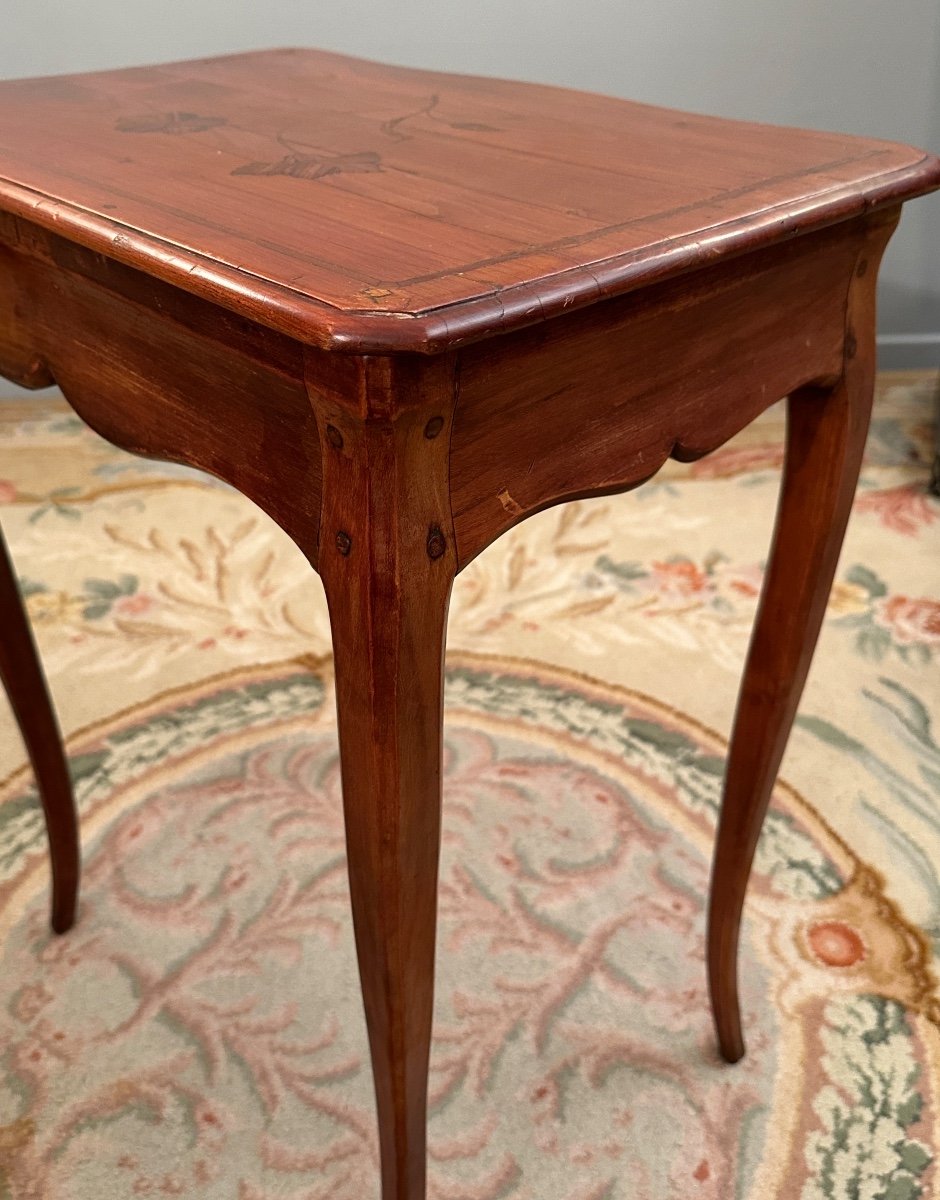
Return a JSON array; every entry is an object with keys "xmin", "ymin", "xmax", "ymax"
[
  {"xmin": 855, "ymin": 484, "xmax": 938, "ymax": 535},
  {"xmin": 807, "ymin": 921, "xmax": 866, "ymax": 968},
  {"xmin": 0, "ymin": 479, "xmax": 17, "ymax": 503},
  {"xmin": 114, "ymin": 593, "xmax": 153, "ymax": 616},
  {"xmin": 690, "ymin": 444, "xmax": 784, "ymax": 479},
  {"xmin": 649, "ymin": 558, "xmax": 710, "ymax": 599},
  {"xmin": 873, "ymin": 596, "xmax": 940, "ymax": 646}
]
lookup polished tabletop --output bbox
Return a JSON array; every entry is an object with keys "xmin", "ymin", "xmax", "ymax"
[{"xmin": 0, "ymin": 47, "xmax": 937, "ymax": 351}]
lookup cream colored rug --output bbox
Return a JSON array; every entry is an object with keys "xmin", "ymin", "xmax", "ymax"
[{"xmin": 0, "ymin": 371, "xmax": 938, "ymax": 1198}]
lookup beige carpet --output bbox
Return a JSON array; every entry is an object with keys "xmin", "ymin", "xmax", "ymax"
[{"xmin": 0, "ymin": 371, "xmax": 938, "ymax": 1198}]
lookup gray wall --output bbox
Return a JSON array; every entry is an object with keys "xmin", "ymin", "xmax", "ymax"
[{"xmin": 1, "ymin": 0, "xmax": 938, "ymax": 366}]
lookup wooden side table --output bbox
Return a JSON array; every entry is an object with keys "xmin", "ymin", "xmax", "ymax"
[{"xmin": 0, "ymin": 48, "xmax": 937, "ymax": 1200}]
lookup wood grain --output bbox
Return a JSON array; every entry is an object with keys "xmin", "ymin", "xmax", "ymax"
[
  {"xmin": 449, "ymin": 218, "xmax": 862, "ymax": 566},
  {"xmin": 308, "ymin": 353, "xmax": 457, "ymax": 1200},
  {"xmin": 0, "ymin": 222, "xmax": 322, "ymax": 559},
  {"xmin": 0, "ymin": 46, "xmax": 938, "ymax": 1200},
  {"xmin": 706, "ymin": 212, "xmax": 897, "ymax": 1063},
  {"xmin": 0, "ymin": 48, "xmax": 937, "ymax": 351}
]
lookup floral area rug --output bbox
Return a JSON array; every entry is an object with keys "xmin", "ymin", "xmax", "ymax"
[{"xmin": 0, "ymin": 371, "xmax": 938, "ymax": 1199}]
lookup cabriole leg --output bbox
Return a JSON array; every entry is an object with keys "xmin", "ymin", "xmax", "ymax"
[
  {"xmin": 313, "ymin": 367, "xmax": 455, "ymax": 1200},
  {"xmin": 0, "ymin": 525, "xmax": 79, "ymax": 933},
  {"xmin": 707, "ymin": 222, "xmax": 893, "ymax": 1062}
]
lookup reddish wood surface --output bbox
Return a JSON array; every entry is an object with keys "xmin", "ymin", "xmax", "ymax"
[
  {"xmin": 0, "ymin": 524, "xmax": 79, "ymax": 933},
  {"xmin": 706, "ymin": 214, "xmax": 895, "ymax": 1064},
  {"xmin": 0, "ymin": 223, "xmax": 322, "ymax": 557},
  {"xmin": 449, "ymin": 219, "xmax": 858, "ymax": 565},
  {"xmin": 0, "ymin": 48, "xmax": 937, "ymax": 351},
  {"xmin": 0, "ymin": 46, "xmax": 938, "ymax": 1200},
  {"xmin": 309, "ymin": 353, "xmax": 457, "ymax": 1200}
]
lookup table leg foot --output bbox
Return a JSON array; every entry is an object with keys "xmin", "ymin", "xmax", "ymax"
[
  {"xmin": 0, "ymin": 525, "xmax": 79, "ymax": 934},
  {"xmin": 707, "ymin": 335, "xmax": 876, "ymax": 1062}
]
